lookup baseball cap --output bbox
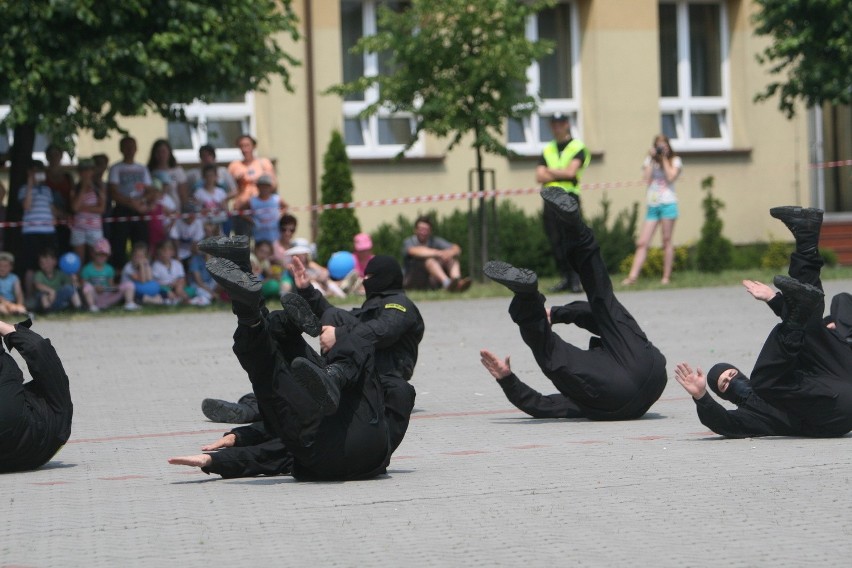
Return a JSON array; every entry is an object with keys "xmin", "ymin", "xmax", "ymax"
[
  {"xmin": 549, "ymin": 113, "xmax": 570, "ymax": 123},
  {"xmin": 353, "ymin": 233, "xmax": 373, "ymax": 251}
]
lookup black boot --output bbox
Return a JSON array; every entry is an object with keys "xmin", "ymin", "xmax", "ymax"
[
  {"xmin": 201, "ymin": 397, "xmax": 261, "ymax": 424},
  {"xmin": 206, "ymin": 257, "xmax": 262, "ymax": 324},
  {"xmin": 483, "ymin": 261, "xmax": 538, "ymax": 294},
  {"xmin": 279, "ymin": 293, "xmax": 321, "ymax": 337},
  {"xmin": 773, "ymin": 275, "xmax": 824, "ymax": 330},
  {"xmin": 769, "ymin": 206, "xmax": 823, "ymax": 255},
  {"xmin": 541, "ymin": 187, "xmax": 583, "ymax": 233},
  {"xmin": 199, "ymin": 235, "xmax": 251, "ymax": 272},
  {"xmin": 291, "ymin": 357, "xmax": 351, "ymax": 416}
]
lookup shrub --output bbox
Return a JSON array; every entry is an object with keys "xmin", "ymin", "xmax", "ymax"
[
  {"xmin": 587, "ymin": 194, "xmax": 640, "ymax": 273},
  {"xmin": 619, "ymin": 245, "xmax": 690, "ymax": 277},
  {"xmin": 695, "ymin": 176, "xmax": 733, "ymax": 272},
  {"xmin": 760, "ymin": 240, "xmax": 794, "ymax": 270},
  {"xmin": 316, "ymin": 130, "xmax": 361, "ymax": 264}
]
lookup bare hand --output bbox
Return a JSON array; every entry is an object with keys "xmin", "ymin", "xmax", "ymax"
[
  {"xmin": 319, "ymin": 325, "xmax": 337, "ymax": 353},
  {"xmin": 0, "ymin": 321, "xmax": 16, "ymax": 336},
  {"xmin": 742, "ymin": 279, "xmax": 776, "ymax": 302},
  {"xmin": 546, "ymin": 307, "xmax": 552, "ymax": 325},
  {"xmin": 827, "ymin": 322, "xmax": 836, "ymax": 330},
  {"xmin": 480, "ymin": 349, "xmax": 512, "ymax": 380},
  {"xmin": 167, "ymin": 454, "xmax": 213, "ymax": 468},
  {"xmin": 674, "ymin": 362, "xmax": 707, "ymax": 399},
  {"xmin": 290, "ymin": 256, "xmax": 310, "ymax": 289},
  {"xmin": 201, "ymin": 433, "xmax": 236, "ymax": 452}
]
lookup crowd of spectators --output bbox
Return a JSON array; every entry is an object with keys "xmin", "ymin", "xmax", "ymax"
[{"xmin": 0, "ymin": 135, "xmax": 473, "ymax": 317}]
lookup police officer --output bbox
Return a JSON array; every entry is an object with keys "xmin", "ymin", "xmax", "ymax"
[
  {"xmin": 536, "ymin": 113, "xmax": 591, "ymax": 293},
  {"xmin": 0, "ymin": 319, "xmax": 73, "ymax": 473}
]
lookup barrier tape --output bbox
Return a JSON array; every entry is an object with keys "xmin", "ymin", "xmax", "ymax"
[{"xmin": 0, "ymin": 157, "xmax": 848, "ymax": 229}]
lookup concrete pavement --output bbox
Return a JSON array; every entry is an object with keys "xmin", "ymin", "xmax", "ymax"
[{"xmin": 2, "ymin": 279, "xmax": 851, "ymax": 567}]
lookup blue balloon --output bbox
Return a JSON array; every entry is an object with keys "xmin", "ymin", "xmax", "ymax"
[
  {"xmin": 327, "ymin": 251, "xmax": 356, "ymax": 280},
  {"xmin": 135, "ymin": 280, "xmax": 161, "ymax": 297},
  {"xmin": 59, "ymin": 252, "xmax": 81, "ymax": 275}
]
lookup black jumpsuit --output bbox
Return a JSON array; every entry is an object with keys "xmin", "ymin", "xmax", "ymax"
[
  {"xmin": 0, "ymin": 321, "xmax": 73, "ymax": 473},
  {"xmin": 749, "ymin": 250, "xmax": 852, "ymax": 437},
  {"xmin": 504, "ymin": 221, "xmax": 667, "ymax": 420}
]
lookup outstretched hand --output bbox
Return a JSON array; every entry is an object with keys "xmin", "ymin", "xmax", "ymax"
[
  {"xmin": 674, "ymin": 362, "xmax": 707, "ymax": 400},
  {"xmin": 167, "ymin": 454, "xmax": 213, "ymax": 468},
  {"xmin": 742, "ymin": 279, "xmax": 776, "ymax": 302},
  {"xmin": 480, "ymin": 349, "xmax": 512, "ymax": 380},
  {"xmin": 201, "ymin": 433, "xmax": 236, "ymax": 452},
  {"xmin": 289, "ymin": 256, "xmax": 310, "ymax": 289}
]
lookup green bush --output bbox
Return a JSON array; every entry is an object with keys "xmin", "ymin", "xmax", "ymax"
[
  {"xmin": 695, "ymin": 176, "xmax": 733, "ymax": 272},
  {"xmin": 760, "ymin": 241, "xmax": 794, "ymax": 270},
  {"xmin": 730, "ymin": 243, "xmax": 770, "ymax": 270},
  {"xmin": 316, "ymin": 131, "xmax": 361, "ymax": 264},
  {"xmin": 587, "ymin": 194, "xmax": 640, "ymax": 273},
  {"xmin": 821, "ymin": 247, "xmax": 839, "ymax": 267},
  {"xmin": 619, "ymin": 245, "xmax": 690, "ymax": 277}
]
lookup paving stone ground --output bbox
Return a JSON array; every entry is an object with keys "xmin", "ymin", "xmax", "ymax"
[{"xmin": 2, "ymin": 279, "xmax": 851, "ymax": 567}]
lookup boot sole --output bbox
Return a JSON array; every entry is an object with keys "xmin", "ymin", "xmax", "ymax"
[
  {"xmin": 201, "ymin": 398, "xmax": 252, "ymax": 424},
  {"xmin": 292, "ymin": 359, "xmax": 337, "ymax": 415},
  {"xmin": 773, "ymin": 275, "xmax": 824, "ymax": 302},
  {"xmin": 198, "ymin": 236, "xmax": 251, "ymax": 270},
  {"xmin": 206, "ymin": 258, "xmax": 262, "ymax": 306},
  {"xmin": 483, "ymin": 261, "xmax": 538, "ymax": 294},
  {"xmin": 279, "ymin": 293, "xmax": 322, "ymax": 337},
  {"xmin": 541, "ymin": 187, "xmax": 580, "ymax": 223}
]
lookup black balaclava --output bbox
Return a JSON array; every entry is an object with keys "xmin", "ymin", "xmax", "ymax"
[
  {"xmin": 830, "ymin": 293, "xmax": 852, "ymax": 344},
  {"xmin": 363, "ymin": 255, "xmax": 404, "ymax": 298},
  {"xmin": 707, "ymin": 362, "xmax": 753, "ymax": 405}
]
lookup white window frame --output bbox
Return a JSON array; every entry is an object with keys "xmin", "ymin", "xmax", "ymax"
[
  {"xmin": 169, "ymin": 93, "xmax": 255, "ymax": 164},
  {"xmin": 507, "ymin": 0, "xmax": 582, "ymax": 156},
  {"xmin": 341, "ymin": 0, "xmax": 424, "ymax": 159},
  {"xmin": 659, "ymin": 0, "xmax": 731, "ymax": 150}
]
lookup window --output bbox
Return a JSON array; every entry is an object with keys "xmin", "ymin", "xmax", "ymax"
[
  {"xmin": 507, "ymin": 1, "xmax": 581, "ymax": 155},
  {"xmin": 168, "ymin": 92, "xmax": 255, "ymax": 164},
  {"xmin": 340, "ymin": 0, "xmax": 423, "ymax": 158},
  {"xmin": 659, "ymin": 1, "xmax": 730, "ymax": 149}
]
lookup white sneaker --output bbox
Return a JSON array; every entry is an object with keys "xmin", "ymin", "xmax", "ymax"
[
  {"xmin": 123, "ymin": 302, "xmax": 141, "ymax": 311},
  {"xmin": 88, "ymin": 305, "xmax": 100, "ymax": 313}
]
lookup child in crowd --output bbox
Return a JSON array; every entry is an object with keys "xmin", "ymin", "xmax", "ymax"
[
  {"xmin": 286, "ymin": 244, "xmax": 346, "ymax": 298},
  {"xmin": 80, "ymin": 238, "xmax": 138, "ymax": 312},
  {"xmin": 341, "ymin": 232, "xmax": 375, "ymax": 296},
  {"xmin": 249, "ymin": 175, "xmax": 284, "ymax": 243},
  {"xmin": 70, "ymin": 158, "xmax": 106, "ymax": 264},
  {"xmin": 0, "ymin": 252, "xmax": 29, "ymax": 317},
  {"xmin": 170, "ymin": 201, "xmax": 205, "ymax": 270},
  {"xmin": 151, "ymin": 240, "xmax": 189, "ymax": 305},
  {"xmin": 34, "ymin": 248, "xmax": 82, "ymax": 313},
  {"xmin": 251, "ymin": 239, "xmax": 289, "ymax": 299},
  {"xmin": 146, "ymin": 179, "xmax": 178, "ymax": 255},
  {"xmin": 121, "ymin": 241, "xmax": 163, "ymax": 305},
  {"xmin": 193, "ymin": 164, "xmax": 232, "ymax": 235},
  {"xmin": 187, "ymin": 251, "xmax": 219, "ymax": 306},
  {"xmin": 18, "ymin": 159, "xmax": 59, "ymax": 297}
]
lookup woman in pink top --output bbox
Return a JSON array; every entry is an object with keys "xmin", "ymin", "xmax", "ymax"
[
  {"xmin": 227, "ymin": 134, "xmax": 281, "ymax": 236},
  {"xmin": 70, "ymin": 158, "xmax": 106, "ymax": 263}
]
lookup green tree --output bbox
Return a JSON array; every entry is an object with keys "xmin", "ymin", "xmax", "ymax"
[
  {"xmin": 316, "ymin": 130, "xmax": 361, "ymax": 265},
  {"xmin": 327, "ymin": 0, "xmax": 554, "ymax": 276},
  {"xmin": 752, "ymin": 0, "xmax": 852, "ymax": 117},
  {"xmin": 0, "ymin": 0, "xmax": 300, "ymax": 253}
]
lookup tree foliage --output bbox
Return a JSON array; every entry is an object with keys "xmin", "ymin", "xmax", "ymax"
[
  {"xmin": 316, "ymin": 130, "xmax": 361, "ymax": 265},
  {"xmin": 0, "ymin": 0, "xmax": 300, "ymax": 145},
  {"xmin": 327, "ymin": 0, "xmax": 554, "ymax": 156},
  {"xmin": 752, "ymin": 0, "xmax": 852, "ymax": 117}
]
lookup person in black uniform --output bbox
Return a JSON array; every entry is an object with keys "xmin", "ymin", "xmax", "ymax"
[
  {"xmin": 675, "ymin": 206, "xmax": 852, "ymax": 438},
  {"xmin": 480, "ymin": 187, "xmax": 667, "ymax": 420},
  {"xmin": 0, "ymin": 318, "xmax": 73, "ymax": 473},
  {"xmin": 170, "ymin": 239, "xmax": 420, "ymax": 480}
]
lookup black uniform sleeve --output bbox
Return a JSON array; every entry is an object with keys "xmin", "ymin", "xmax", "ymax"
[
  {"xmin": 228, "ymin": 422, "xmax": 274, "ymax": 447},
  {"xmin": 767, "ymin": 293, "xmax": 784, "ymax": 318},
  {"xmin": 201, "ymin": 439, "xmax": 292, "ymax": 479},
  {"xmin": 497, "ymin": 373, "xmax": 585, "ymax": 419},
  {"xmin": 693, "ymin": 393, "xmax": 788, "ymax": 438},
  {"xmin": 340, "ymin": 300, "xmax": 416, "ymax": 350}
]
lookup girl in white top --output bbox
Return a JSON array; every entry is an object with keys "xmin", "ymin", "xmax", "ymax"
[{"xmin": 622, "ymin": 134, "xmax": 683, "ymax": 286}]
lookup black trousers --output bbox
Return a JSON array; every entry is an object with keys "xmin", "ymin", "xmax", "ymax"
[
  {"xmin": 751, "ymin": 251, "xmax": 852, "ymax": 437},
  {"xmin": 543, "ymin": 195, "xmax": 581, "ymax": 287},
  {"xmin": 232, "ymin": 318, "xmax": 389, "ymax": 480},
  {"xmin": 509, "ymin": 223, "xmax": 667, "ymax": 420},
  {"xmin": 108, "ymin": 206, "xmax": 148, "ymax": 271},
  {"xmin": 0, "ymin": 324, "xmax": 73, "ymax": 472}
]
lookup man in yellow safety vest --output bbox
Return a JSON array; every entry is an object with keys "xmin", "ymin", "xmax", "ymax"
[{"xmin": 536, "ymin": 113, "xmax": 591, "ymax": 293}]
